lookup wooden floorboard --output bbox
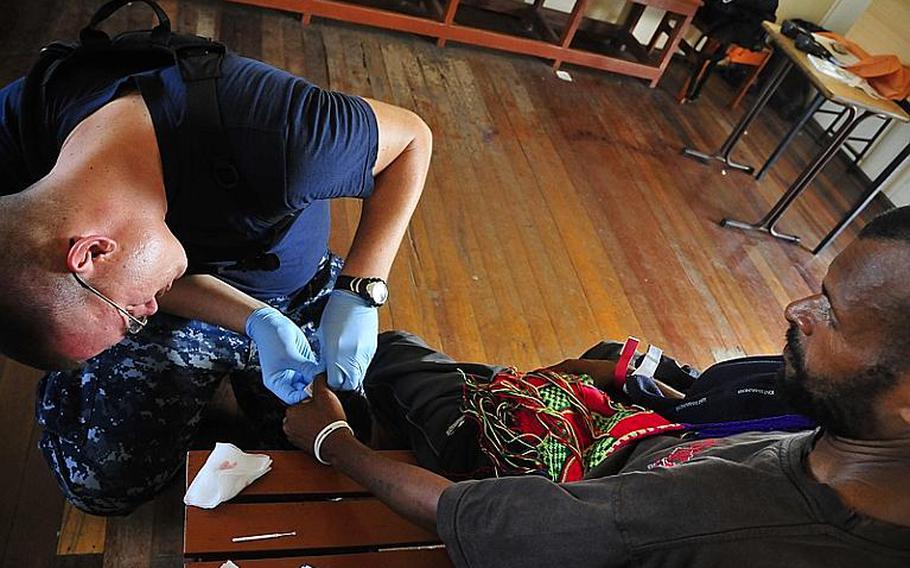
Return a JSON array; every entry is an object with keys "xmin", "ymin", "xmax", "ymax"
[
  {"xmin": 0, "ymin": 0, "xmax": 892, "ymax": 566},
  {"xmin": 57, "ymin": 504, "xmax": 107, "ymax": 555},
  {"xmin": 100, "ymin": 501, "xmax": 155, "ymax": 568},
  {"xmin": 53, "ymin": 554, "xmax": 105, "ymax": 568},
  {"xmin": 0, "ymin": 363, "xmax": 64, "ymax": 568}
]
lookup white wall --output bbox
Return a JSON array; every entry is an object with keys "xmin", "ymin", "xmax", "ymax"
[
  {"xmin": 777, "ymin": 0, "xmax": 838, "ymax": 24},
  {"xmin": 822, "ymin": 0, "xmax": 870, "ymax": 34},
  {"xmin": 839, "ymin": 0, "xmax": 910, "ymax": 205}
]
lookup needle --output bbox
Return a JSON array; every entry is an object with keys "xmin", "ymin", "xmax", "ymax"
[{"xmin": 231, "ymin": 530, "xmax": 297, "ymax": 543}]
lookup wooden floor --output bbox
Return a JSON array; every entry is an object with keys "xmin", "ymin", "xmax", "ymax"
[{"xmin": 0, "ymin": 0, "xmax": 890, "ymax": 566}]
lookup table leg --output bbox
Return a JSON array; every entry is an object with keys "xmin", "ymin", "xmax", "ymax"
[
  {"xmin": 682, "ymin": 57, "xmax": 792, "ymax": 174},
  {"xmin": 559, "ymin": 0, "xmax": 591, "ymax": 48},
  {"xmin": 754, "ymin": 91, "xmax": 825, "ymax": 181},
  {"xmin": 721, "ymin": 106, "xmax": 876, "ymax": 244},
  {"xmin": 813, "ymin": 140, "xmax": 910, "ymax": 254}
]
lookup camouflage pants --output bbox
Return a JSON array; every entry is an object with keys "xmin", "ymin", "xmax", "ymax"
[{"xmin": 35, "ymin": 253, "xmax": 343, "ymax": 516}]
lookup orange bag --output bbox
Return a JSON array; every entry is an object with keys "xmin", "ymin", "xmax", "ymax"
[{"xmin": 819, "ymin": 32, "xmax": 910, "ymax": 100}]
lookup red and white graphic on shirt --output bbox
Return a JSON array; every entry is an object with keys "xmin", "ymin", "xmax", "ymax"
[{"xmin": 646, "ymin": 439, "xmax": 719, "ymax": 470}]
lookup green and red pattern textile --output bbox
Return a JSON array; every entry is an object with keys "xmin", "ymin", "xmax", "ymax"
[{"xmin": 463, "ymin": 368, "xmax": 684, "ymax": 482}]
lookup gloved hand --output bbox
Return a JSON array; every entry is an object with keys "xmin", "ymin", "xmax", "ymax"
[
  {"xmin": 317, "ymin": 289, "xmax": 378, "ymax": 391},
  {"xmin": 246, "ymin": 306, "xmax": 323, "ymax": 404}
]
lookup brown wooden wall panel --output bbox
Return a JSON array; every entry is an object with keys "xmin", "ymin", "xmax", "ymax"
[
  {"xmin": 186, "ymin": 451, "xmax": 418, "ymax": 496},
  {"xmin": 184, "ymin": 500, "xmax": 437, "ymax": 556},
  {"xmin": 185, "ymin": 548, "xmax": 451, "ymax": 567}
]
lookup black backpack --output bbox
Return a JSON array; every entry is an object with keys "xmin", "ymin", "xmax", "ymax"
[
  {"xmin": 698, "ymin": 0, "xmax": 779, "ymax": 51},
  {"xmin": 20, "ymin": 0, "xmax": 238, "ymax": 187},
  {"xmin": 20, "ymin": 0, "xmax": 281, "ymax": 272},
  {"xmin": 580, "ymin": 341, "xmax": 815, "ymax": 434}
]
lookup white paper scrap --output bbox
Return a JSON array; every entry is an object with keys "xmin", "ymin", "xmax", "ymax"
[
  {"xmin": 220, "ymin": 561, "xmax": 240, "ymax": 568},
  {"xmin": 812, "ymin": 34, "xmax": 861, "ymax": 67},
  {"xmin": 806, "ymin": 54, "xmax": 884, "ymax": 99},
  {"xmin": 185, "ymin": 443, "xmax": 272, "ymax": 509},
  {"xmin": 556, "ymin": 70, "xmax": 573, "ymax": 82}
]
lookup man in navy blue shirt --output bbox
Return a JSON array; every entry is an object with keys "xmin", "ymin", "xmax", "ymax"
[{"xmin": 0, "ymin": 51, "xmax": 431, "ymax": 513}]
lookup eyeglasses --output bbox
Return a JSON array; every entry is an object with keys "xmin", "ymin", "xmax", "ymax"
[{"xmin": 72, "ymin": 272, "xmax": 148, "ymax": 335}]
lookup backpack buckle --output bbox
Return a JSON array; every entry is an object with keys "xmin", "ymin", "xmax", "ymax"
[{"xmin": 213, "ymin": 161, "xmax": 240, "ymax": 190}]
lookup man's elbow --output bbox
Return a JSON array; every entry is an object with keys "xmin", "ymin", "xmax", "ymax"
[
  {"xmin": 408, "ymin": 112, "xmax": 433, "ymax": 159},
  {"xmin": 397, "ymin": 112, "xmax": 432, "ymax": 189}
]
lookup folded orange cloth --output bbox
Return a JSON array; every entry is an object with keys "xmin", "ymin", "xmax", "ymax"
[{"xmin": 819, "ymin": 32, "xmax": 910, "ymax": 100}]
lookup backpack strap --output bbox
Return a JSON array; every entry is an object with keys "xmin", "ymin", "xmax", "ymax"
[
  {"xmin": 174, "ymin": 40, "xmax": 242, "ymax": 192},
  {"xmin": 88, "ymin": 0, "xmax": 241, "ymax": 192},
  {"xmin": 19, "ymin": 39, "xmax": 81, "ymax": 180},
  {"xmin": 18, "ymin": 0, "xmax": 242, "ymax": 190}
]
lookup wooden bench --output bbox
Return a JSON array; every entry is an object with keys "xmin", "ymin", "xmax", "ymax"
[{"xmin": 184, "ymin": 450, "xmax": 454, "ymax": 567}]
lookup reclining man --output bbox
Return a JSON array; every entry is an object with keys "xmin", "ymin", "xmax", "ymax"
[
  {"xmin": 284, "ymin": 206, "xmax": 910, "ymax": 567},
  {"xmin": 0, "ymin": 30, "xmax": 431, "ymax": 513}
]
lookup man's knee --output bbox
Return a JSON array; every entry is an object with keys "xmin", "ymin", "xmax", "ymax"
[
  {"xmin": 366, "ymin": 330, "xmax": 442, "ymax": 380},
  {"xmin": 376, "ymin": 329, "xmax": 432, "ymax": 352},
  {"xmin": 40, "ymin": 430, "xmax": 180, "ymax": 516}
]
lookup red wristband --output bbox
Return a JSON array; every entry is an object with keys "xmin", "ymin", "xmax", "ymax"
[{"xmin": 613, "ymin": 336, "xmax": 640, "ymax": 390}]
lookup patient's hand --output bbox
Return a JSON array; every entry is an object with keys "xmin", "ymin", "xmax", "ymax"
[
  {"xmin": 544, "ymin": 358, "xmax": 618, "ymax": 390},
  {"xmin": 283, "ymin": 375, "xmax": 348, "ymax": 453}
]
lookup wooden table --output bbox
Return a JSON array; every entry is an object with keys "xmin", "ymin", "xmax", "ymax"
[
  {"xmin": 683, "ymin": 22, "xmax": 909, "ymax": 250},
  {"xmin": 184, "ymin": 450, "xmax": 453, "ymax": 567},
  {"xmin": 227, "ymin": 0, "xmax": 700, "ymax": 87}
]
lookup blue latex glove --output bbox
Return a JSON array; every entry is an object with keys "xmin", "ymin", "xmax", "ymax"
[
  {"xmin": 317, "ymin": 289, "xmax": 378, "ymax": 391},
  {"xmin": 246, "ymin": 306, "xmax": 323, "ymax": 404}
]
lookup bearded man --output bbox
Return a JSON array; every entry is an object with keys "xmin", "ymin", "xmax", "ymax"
[{"xmin": 285, "ymin": 206, "xmax": 910, "ymax": 567}]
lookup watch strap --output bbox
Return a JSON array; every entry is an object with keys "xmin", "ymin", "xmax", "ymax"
[{"xmin": 336, "ymin": 275, "xmax": 387, "ymax": 307}]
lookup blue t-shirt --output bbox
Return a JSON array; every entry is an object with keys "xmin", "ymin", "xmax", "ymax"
[{"xmin": 0, "ymin": 53, "xmax": 378, "ymax": 298}]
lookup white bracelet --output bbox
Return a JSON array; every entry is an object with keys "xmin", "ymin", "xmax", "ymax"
[{"xmin": 313, "ymin": 420, "xmax": 353, "ymax": 465}]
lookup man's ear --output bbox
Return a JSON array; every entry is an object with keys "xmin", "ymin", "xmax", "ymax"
[
  {"xmin": 66, "ymin": 235, "xmax": 117, "ymax": 273},
  {"xmin": 900, "ymin": 395, "xmax": 910, "ymax": 428},
  {"xmin": 896, "ymin": 373, "xmax": 910, "ymax": 428}
]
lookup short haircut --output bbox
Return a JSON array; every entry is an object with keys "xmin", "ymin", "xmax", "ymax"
[
  {"xmin": 858, "ymin": 205, "xmax": 910, "ymax": 243},
  {"xmin": 857, "ymin": 206, "xmax": 910, "ymax": 373},
  {"xmin": 0, "ymin": 305, "xmax": 83, "ymax": 370},
  {"xmin": 0, "ymin": 196, "xmax": 84, "ymax": 370},
  {"xmin": 0, "ymin": 252, "xmax": 85, "ymax": 369}
]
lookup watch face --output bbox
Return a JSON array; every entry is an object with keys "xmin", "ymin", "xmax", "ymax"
[{"xmin": 365, "ymin": 280, "xmax": 389, "ymax": 305}]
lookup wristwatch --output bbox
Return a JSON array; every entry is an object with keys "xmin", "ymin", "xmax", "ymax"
[{"xmin": 335, "ymin": 275, "xmax": 389, "ymax": 307}]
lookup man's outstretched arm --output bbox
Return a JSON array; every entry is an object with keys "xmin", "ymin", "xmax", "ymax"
[
  {"xmin": 158, "ymin": 273, "xmax": 265, "ymax": 333},
  {"xmin": 283, "ymin": 375, "xmax": 451, "ymax": 533},
  {"xmin": 159, "ymin": 275, "xmax": 321, "ymax": 404},
  {"xmin": 318, "ymin": 100, "xmax": 432, "ymax": 393},
  {"xmin": 343, "ymin": 98, "xmax": 432, "ymax": 280},
  {"xmin": 318, "ymin": 430, "xmax": 450, "ymax": 533}
]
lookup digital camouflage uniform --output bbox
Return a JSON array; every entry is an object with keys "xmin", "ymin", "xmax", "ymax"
[{"xmin": 36, "ymin": 254, "xmax": 342, "ymax": 515}]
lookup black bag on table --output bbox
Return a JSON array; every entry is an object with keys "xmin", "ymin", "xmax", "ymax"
[{"xmin": 698, "ymin": 0, "xmax": 779, "ymax": 51}]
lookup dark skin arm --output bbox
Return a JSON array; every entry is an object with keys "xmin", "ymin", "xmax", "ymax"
[
  {"xmin": 283, "ymin": 376, "xmax": 452, "ymax": 533},
  {"xmin": 545, "ymin": 358, "xmax": 684, "ymax": 398},
  {"xmin": 283, "ymin": 356, "xmax": 681, "ymax": 534},
  {"xmin": 544, "ymin": 358, "xmax": 618, "ymax": 390}
]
